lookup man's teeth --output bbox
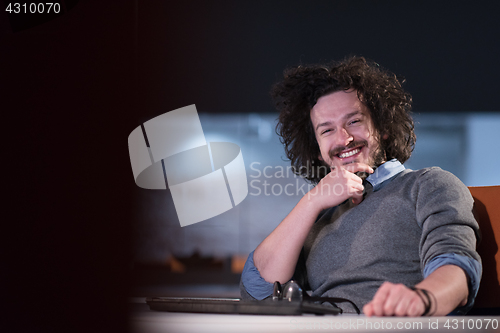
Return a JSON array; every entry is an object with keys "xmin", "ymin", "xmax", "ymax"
[{"xmin": 338, "ymin": 148, "xmax": 360, "ymax": 158}]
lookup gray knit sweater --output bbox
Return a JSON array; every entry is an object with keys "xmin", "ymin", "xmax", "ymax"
[{"xmin": 242, "ymin": 167, "xmax": 481, "ymax": 313}]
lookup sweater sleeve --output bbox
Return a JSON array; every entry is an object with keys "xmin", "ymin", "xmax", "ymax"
[{"xmin": 414, "ymin": 168, "xmax": 482, "ymax": 312}]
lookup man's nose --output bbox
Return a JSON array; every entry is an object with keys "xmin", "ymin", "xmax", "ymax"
[{"xmin": 334, "ymin": 127, "xmax": 354, "ymax": 147}]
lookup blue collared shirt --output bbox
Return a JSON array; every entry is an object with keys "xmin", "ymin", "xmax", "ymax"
[{"xmin": 242, "ymin": 159, "xmax": 481, "ymax": 312}]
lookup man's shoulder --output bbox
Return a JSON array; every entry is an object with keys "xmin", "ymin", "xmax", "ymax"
[
  {"xmin": 395, "ymin": 166, "xmax": 469, "ymax": 194},
  {"xmin": 398, "ymin": 166, "xmax": 460, "ymax": 182}
]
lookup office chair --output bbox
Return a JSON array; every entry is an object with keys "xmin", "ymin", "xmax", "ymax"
[{"xmin": 468, "ymin": 185, "xmax": 500, "ymax": 312}]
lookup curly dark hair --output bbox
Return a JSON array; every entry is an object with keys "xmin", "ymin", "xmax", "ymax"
[{"xmin": 272, "ymin": 56, "xmax": 416, "ymax": 184}]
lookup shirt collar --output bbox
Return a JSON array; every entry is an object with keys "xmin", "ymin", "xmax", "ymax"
[{"xmin": 366, "ymin": 159, "xmax": 405, "ymax": 192}]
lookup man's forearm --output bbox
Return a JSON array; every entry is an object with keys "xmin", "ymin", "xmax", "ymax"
[
  {"xmin": 253, "ymin": 195, "xmax": 320, "ymax": 284},
  {"xmin": 415, "ymin": 264, "xmax": 468, "ymax": 316}
]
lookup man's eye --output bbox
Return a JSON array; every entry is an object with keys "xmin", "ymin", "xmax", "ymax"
[
  {"xmin": 349, "ymin": 119, "xmax": 361, "ymax": 125},
  {"xmin": 321, "ymin": 129, "xmax": 332, "ymax": 135}
]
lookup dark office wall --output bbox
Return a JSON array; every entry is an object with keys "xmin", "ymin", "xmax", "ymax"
[
  {"xmin": 3, "ymin": 1, "xmax": 499, "ymax": 332},
  {"xmin": 4, "ymin": 2, "xmax": 136, "ymax": 332},
  {"xmin": 136, "ymin": 0, "xmax": 500, "ymax": 114}
]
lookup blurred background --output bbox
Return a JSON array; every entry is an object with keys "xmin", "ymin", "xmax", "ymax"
[{"xmin": 4, "ymin": 0, "xmax": 500, "ymax": 332}]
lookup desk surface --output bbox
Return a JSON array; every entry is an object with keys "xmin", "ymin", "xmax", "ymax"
[{"xmin": 130, "ymin": 300, "xmax": 500, "ymax": 333}]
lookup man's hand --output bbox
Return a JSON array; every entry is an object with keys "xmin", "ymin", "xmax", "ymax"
[
  {"xmin": 307, "ymin": 163, "xmax": 373, "ymax": 211},
  {"xmin": 363, "ymin": 282, "xmax": 426, "ymax": 317}
]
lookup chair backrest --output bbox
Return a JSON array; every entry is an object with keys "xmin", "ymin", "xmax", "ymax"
[{"xmin": 468, "ymin": 186, "xmax": 500, "ymax": 309}]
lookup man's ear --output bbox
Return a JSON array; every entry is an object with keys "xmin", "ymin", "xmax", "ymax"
[
  {"xmin": 382, "ymin": 133, "xmax": 389, "ymax": 140},
  {"xmin": 318, "ymin": 154, "xmax": 323, "ymax": 161}
]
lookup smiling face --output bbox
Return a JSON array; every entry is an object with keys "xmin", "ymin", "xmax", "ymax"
[{"xmin": 310, "ymin": 89, "xmax": 385, "ymax": 171}]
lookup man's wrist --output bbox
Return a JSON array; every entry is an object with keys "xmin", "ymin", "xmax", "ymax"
[
  {"xmin": 409, "ymin": 287, "xmax": 437, "ymax": 316},
  {"xmin": 300, "ymin": 190, "xmax": 327, "ymax": 215}
]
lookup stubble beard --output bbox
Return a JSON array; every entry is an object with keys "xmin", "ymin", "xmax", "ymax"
[
  {"xmin": 327, "ymin": 140, "xmax": 386, "ymax": 180},
  {"xmin": 355, "ymin": 144, "xmax": 386, "ymax": 180}
]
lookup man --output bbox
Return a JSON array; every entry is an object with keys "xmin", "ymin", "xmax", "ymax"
[{"xmin": 240, "ymin": 56, "xmax": 481, "ymax": 316}]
